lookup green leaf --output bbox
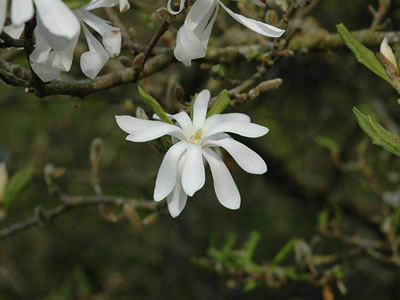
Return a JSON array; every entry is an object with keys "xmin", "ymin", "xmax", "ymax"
[
  {"xmin": 317, "ymin": 209, "xmax": 330, "ymax": 230},
  {"xmin": 137, "ymin": 86, "xmax": 173, "ymax": 124},
  {"xmin": 3, "ymin": 166, "xmax": 33, "ymax": 211},
  {"xmin": 337, "ymin": 23, "xmax": 392, "ymax": 84},
  {"xmin": 63, "ymin": 0, "xmax": 91, "ymax": 9},
  {"xmin": 315, "ymin": 136, "xmax": 339, "ymax": 155},
  {"xmin": 271, "ymin": 239, "xmax": 295, "ymax": 266},
  {"xmin": 207, "ymin": 89, "xmax": 231, "ymax": 117},
  {"xmin": 353, "ymin": 107, "xmax": 400, "ymax": 157},
  {"xmin": 243, "ymin": 231, "xmax": 261, "ymax": 262}
]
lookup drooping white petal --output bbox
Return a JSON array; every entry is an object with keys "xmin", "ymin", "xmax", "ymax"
[
  {"xmin": 174, "ymin": 0, "xmax": 219, "ymax": 66},
  {"xmin": 34, "ymin": 0, "xmax": 80, "ymax": 50},
  {"xmin": 154, "ymin": 141, "xmax": 188, "ymax": 201},
  {"xmin": 167, "ymin": 0, "xmax": 186, "ymax": 15},
  {"xmin": 80, "ymin": 23, "xmax": 110, "ymax": 79},
  {"xmin": 193, "ymin": 89, "xmax": 210, "ymax": 129},
  {"xmin": 166, "ymin": 156, "xmax": 187, "ymax": 218},
  {"xmin": 204, "ymin": 121, "xmax": 269, "ymax": 138},
  {"xmin": 118, "ymin": 0, "xmax": 130, "ymax": 12},
  {"xmin": 206, "ymin": 138, "xmax": 267, "ymax": 174},
  {"xmin": 0, "ymin": 0, "xmax": 7, "ymax": 33},
  {"xmin": 75, "ymin": 9, "xmax": 121, "ymax": 57},
  {"xmin": 47, "ymin": 33, "xmax": 79, "ymax": 72},
  {"xmin": 182, "ymin": 144, "xmax": 205, "ymax": 196},
  {"xmin": 11, "ymin": 0, "xmax": 34, "ymax": 25},
  {"xmin": 3, "ymin": 23, "xmax": 25, "ymax": 39},
  {"xmin": 202, "ymin": 148, "xmax": 240, "ymax": 210},
  {"xmin": 30, "ymin": 63, "xmax": 60, "ymax": 82},
  {"xmin": 86, "ymin": 0, "xmax": 118, "ymax": 10},
  {"xmin": 216, "ymin": 0, "xmax": 285, "ymax": 38}
]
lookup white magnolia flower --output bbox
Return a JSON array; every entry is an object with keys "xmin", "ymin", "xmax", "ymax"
[
  {"xmin": 380, "ymin": 37, "xmax": 398, "ymax": 72},
  {"xmin": 167, "ymin": 0, "xmax": 285, "ymax": 66},
  {"xmin": 30, "ymin": 0, "xmax": 127, "ymax": 82},
  {"xmin": 116, "ymin": 89, "xmax": 268, "ymax": 218},
  {"xmin": 0, "ymin": 0, "xmax": 80, "ymax": 48}
]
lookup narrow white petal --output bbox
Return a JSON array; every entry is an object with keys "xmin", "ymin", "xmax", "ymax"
[
  {"xmin": 102, "ymin": 27, "xmax": 121, "ymax": 57},
  {"xmin": 154, "ymin": 141, "xmax": 188, "ymax": 201},
  {"xmin": 119, "ymin": 0, "xmax": 130, "ymax": 12},
  {"xmin": 204, "ymin": 121, "xmax": 269, "ymax": 138},
  {"xmin": 216, "ymin": 0, "xmax": 284, "ymax": 38},
  {"xmin": 167, "ymin": 0, "xmax": 186, "ymax": 15},
  {"xmin": 30, "ymin": 63, "xmax": 60, "ymax": 82},
  {"xmin": 207, "ymin": 138, "xmax": 267, "ymax": 174},
  {"xmin": 116, "ymin": 115, "xmax": 172, "ymax": 133},
  {"xmin": 34, "ymin": 0, "xmax": 80, "ymax": 50},
  {"xmin": 4, "ymin": 24, "xmax": 25, "ymax": 39},
  {"xmin": 86, "ymin": 0, "xmax": 118, "ymax": 11},
  {"xmin": 192, "ymin": 90, "xmax": 210, "ymax": 129},
  {"xmin": 182, "ymin": 144, "xmax": 205, "ymax": 196},
  {"xmin": 0, "ymin": 1, "xmax": 7, "ymax": 33},
  {"xmin": 11, "ymin": 0, "xmax": 34, "ymax": 25},
  {"xmin": 202, "ymin": 148, "xmax": 240, "ymax": 210},
  {"xmin": 204, "ymin": 113, "xmax": 251, "ymax": 133},
  {"xmin": 126, "ymin": 125, "xmax": 184, "ymax": 142},
  {"xmin": 166, "ymin": 156, "xmax": 188, "ymax": 218},
  {"xmin": 80, "ymin": 23, "xmax": 109, "ymax": 78}
]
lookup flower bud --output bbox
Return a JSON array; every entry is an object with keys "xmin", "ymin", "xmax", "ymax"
[
  {"xmin": 0, "ymin": 163, "xmax": 8, "ymax": 201},
  {"xmin": 380, "ymin": 37, "xmax": 398, "ymax": 73}
]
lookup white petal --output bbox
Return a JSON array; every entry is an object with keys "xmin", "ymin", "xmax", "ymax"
[
  {"xmin": 119, "ymin": 0, "xmax": 130, "ymax": 12},
  {"xmin": 167, "ymin": 0, "xmax": 186, "ymax": 15},
  {"xmin": 30, "ymin": 63, "xmax": 60, "ymax": 82},
  {"xmin": 0, "ymin": 1, "xmax": 7, "ymax": 33},
  {"xmin": 193, "ymin": 90, "xmax": 210, "ymax": 129},
  {"xmin": 126, "ymin": 125, "xmax": 184, "ymax": 142},
  {"xmin": 47, "ymin": 33, "xmax": 79, "ymax": 71},
  {"xmin": 80, "ymin": 23, "xmax": 110, "ymax": 78},
  {"xmin": 380, "ymin": 37, "xmax": 398, "ymax": 71},
  {"xmin": 154, "ymin": 141, "xmax": 188, "ymax": 201},
  {"xmin": 207, "ymin": 138, "xmax": 267, "ymax": 174},
  {"xmin": 204, "ymin": 113, "xmax": 250, "ymax": 133},
  {"xmin": 4, "ymin": 24, "xmax": 25, "ymax": 39},
  {"xmin": 102, "ymin": 27, "xmax": 121, "ymax": 57},
  {"xmin": 202, "ymin": 148, "xmax": 240, "ymax": 210},
  {"xmin": 34, "ymin": 0, "xmax": 80, "ymax": 50},
  {"xmin": 86, "ymin": 0, "xmax": 118, "ymax": 10},
  {"xmin": 116, "ymin": 115, "xmax": 173, "ymax": 133},
  {"xmin": 166, "ymin": 156, "xmax": 187, "ymax": 218},
  {"xmin": 11, "ymin": 0, "xmax": 34, "ymax": 25},
  {"xmin": 182, "ymin": 144, "xmax": 205, "ymax": 196},
  {"xmin": 204, "ymin": 121, "xmax": 269, "ymax": 138},
  {"xmin": 216, "ymin": 0, "xmax": 284, "ymax": 38},
  {"xmin": 173, "ymin": 0, "xmax": 218, "ymax": 66}
]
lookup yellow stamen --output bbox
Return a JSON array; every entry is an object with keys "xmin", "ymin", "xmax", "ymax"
[{"xmin": 189, "ymin": 129, "xmax": 203, "ymax": 144}]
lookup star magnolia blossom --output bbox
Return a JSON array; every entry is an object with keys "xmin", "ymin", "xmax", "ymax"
[
  {"xmin": 116, "ymin": 90, "xmax": 268, "ymax": 218},
  {"xmin": 30, "ymin": 0, "xmax": 128, "ymax": 82},
  {"xmin": 167, "ymin": 0, "xmax": 285, "ymax": 66},
  {"xmin": 0, "ymin": 0, "xmax": 80, "ymax": 46}
]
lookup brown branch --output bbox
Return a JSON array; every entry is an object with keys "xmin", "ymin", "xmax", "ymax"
[{"xmin": 0, "ymin": 194, "xmax": 161, "ymax": 241}]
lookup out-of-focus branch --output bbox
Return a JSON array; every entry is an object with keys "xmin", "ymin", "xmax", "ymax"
[{"xmin": 0, "ymin": 194, "xmax": 162, "ymax": 241}]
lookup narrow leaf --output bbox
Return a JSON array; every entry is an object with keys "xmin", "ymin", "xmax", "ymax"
[
  {"xmin": 271, "ymin": 239, "xmax": 295, "ymax": 266},
  {"xmin": 353, "ymin": 107, "xmax": 400, "ymax": 157},
  {"xmin": 337, "ymin": 23, "xmax": 392, "ymax": 84},
  {"xmin": 137, "ymin": 86, "xmax": 173, "ymax": 124},
  {"xmin": 207, "ymin": 89, "xmax": 231, "ymax": 117},
  {"xmin": 3, "ymin": 166, "xmax": 33, "ymax": 211}
]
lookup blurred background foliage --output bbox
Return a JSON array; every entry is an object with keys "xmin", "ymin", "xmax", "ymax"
[{"xmin": 2, "ymin": 0, "xmax": 400, "ymax": 299}]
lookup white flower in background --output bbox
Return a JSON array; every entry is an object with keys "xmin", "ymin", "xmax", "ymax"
[
  {"xmin": 0, "ymin": 0, "xmax": 80, "ymax": 46},
  {"xmin": 380, "ymin": 37, "xmax": 398, "ymax": 72},
  {"xmin": 30, "ymin": 0, "xmax": 128, "ymax": 82},
  {"xmin": 86, "ymin": 0, "xmax": 130, "ymax": 13},
  {"xmin": 116, "ymin": 89, "xmax": 268, "ymax": 218},
  {"xmin": 167, "ymin": 0, "xmax": 285, "ymax": 66}
]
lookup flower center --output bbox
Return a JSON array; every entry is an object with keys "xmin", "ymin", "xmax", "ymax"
[{"xmin": 189, "ymin": 129, "xmax": 203, "ymax": 144}]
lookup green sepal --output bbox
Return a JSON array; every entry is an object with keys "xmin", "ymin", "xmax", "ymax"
[{"xmin": 137, "ymin": 86, "xmax": 173, "ymax": 124}]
